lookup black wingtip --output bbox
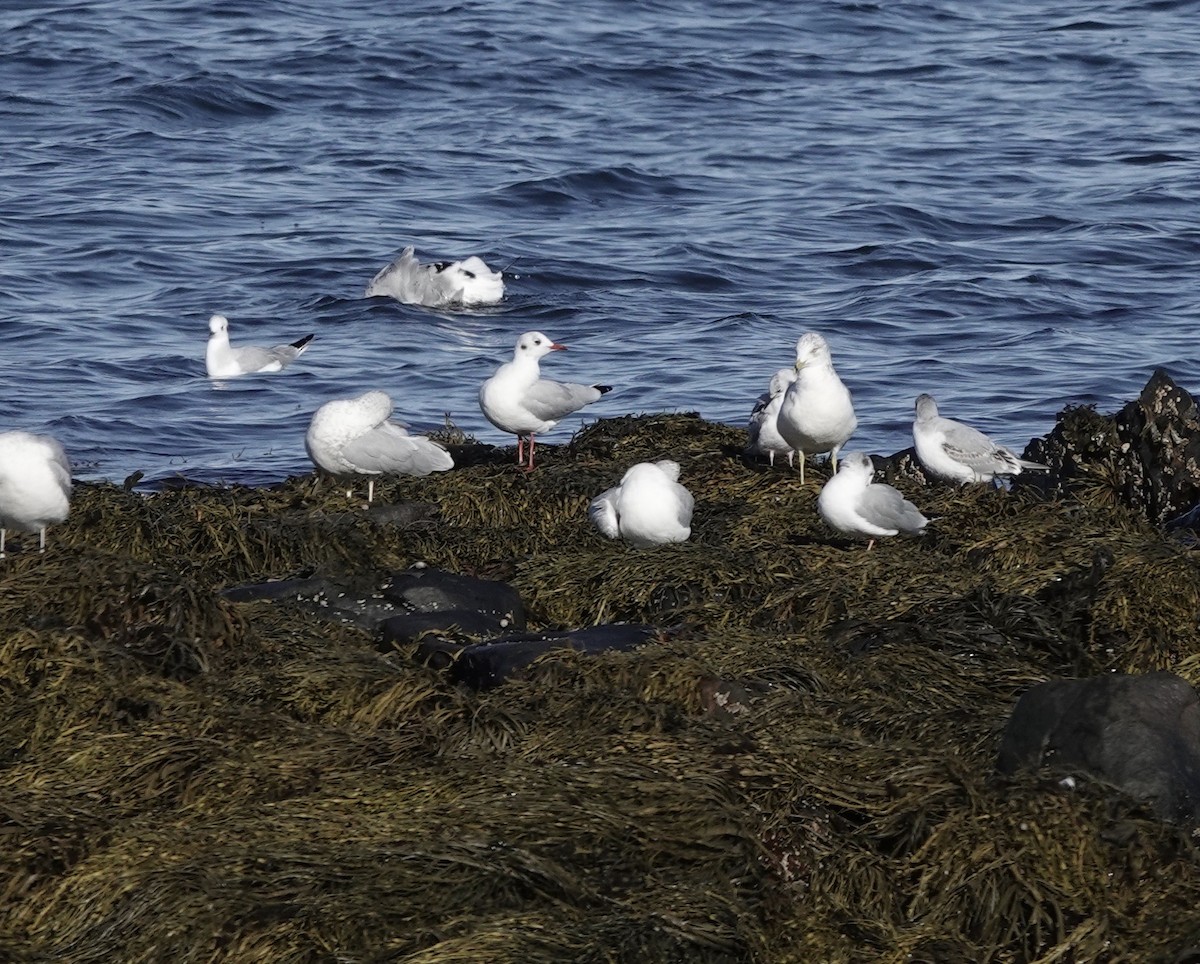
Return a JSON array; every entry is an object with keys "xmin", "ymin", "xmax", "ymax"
[
  {"xmin": 595, "ymin": 385, "xmax": 614, "ymax": 395},
  {"xmin": 292, "ymin": 333, "xmax": 315, "ymax": 350}
]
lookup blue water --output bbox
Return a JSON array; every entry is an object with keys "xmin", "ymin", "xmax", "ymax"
[{"xmin": 3, "ymin": 1, "xmax": 1199, "ymax": 486}]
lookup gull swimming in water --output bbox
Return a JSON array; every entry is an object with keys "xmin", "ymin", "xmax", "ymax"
[
  {"xmin": 913, "ymin": 393, "xmax": 1048, "ymax": 484},
  {"xmin": 479, "ymin": 330, "xmax": 612, "ymax": 470},
  {"xmin": 205, "ymin": 315, "xmax": 314, "ymax": 378},
  {"xmin": 588, "ymin": 460, "xmax": 694, "ymax": 547},
  {"xmin": 365, "ymin": 246, "xmax": 505, "ymax": 307},
  {"xmin": 0, "ymin": 431, "xmax": 72, "ymax": 557},
  {"xmin": 306, "ymin": 390, "xmax": 453, "ymax": 502},
  {"xmin": 776, "ymin": 332, "xmax": 857, "ymax": 485},
  {"xmin": 745, "ymin": 367, "xmax": 798, "ymax": 467},
  {"xmin": 817, "ymin": 451, "xmax": 928, "ymax": 549}
]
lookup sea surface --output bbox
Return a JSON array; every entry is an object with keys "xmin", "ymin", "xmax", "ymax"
[{"xmin": 3, "ymin": 0, "xmax": 1199, "ymax": 486}]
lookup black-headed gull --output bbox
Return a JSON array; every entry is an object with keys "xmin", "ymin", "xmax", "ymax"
[
  {"xmin": 745, "ymin": 367, "xmax": 798, "ymax": 467},
  {"xmin": 776, "ymin": 332, "xmax": 857, "ymax": 485},
  {"xmin": 306, "ymin": 390, "xmax": 453, "ymax": 502},
  {"xmin": 817, "ymin": 451, "xmax": 928, "ymax": 549},
  {"xmin": 479, "ymin": 330, "xmax": 612, "ymax": 470},
  {"xmin": 205, "ymin": 315, "xmax": 313, "ymax": 378},
  {"xmin": 365, "ymin": 246, "xmax": 505, "ymax": 307},
  {"xmin": 588, "ymin": 460, "xmax": 694, "ymax": 547},
  {"xmin": 913, "ymin": 393, "xmax": 1048, "ymax": 484},
  {"xmin": 0, "ymin": 430, "xmax": 72, "ymax": 557}
]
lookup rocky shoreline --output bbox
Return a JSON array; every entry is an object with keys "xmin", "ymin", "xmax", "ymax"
[{"xmin": 3, "ymin": 371, "xmax": 1200, "ymax": 961}]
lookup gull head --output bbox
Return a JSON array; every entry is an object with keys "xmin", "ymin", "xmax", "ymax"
[
  {"xmin": 768, "ymin": 367, "xmax": 797, "ymax": 397},
  {"xmin": 839, "ymin": 451, "xmax": 875, "ymax": 478},
  {"xmin": 208, "ymin": 314, "xmax": 229, "ymax": 336},
  {"xmin": 514, "ymin": 330, "xmax": 567, "ymax": 360},
  {"xmin": 915, "ymin": 393, "xmax": 939, "ymax": 420},
  {"xmin": 793, "ymin": 332, "xmax": 832, "ymax": 372}
]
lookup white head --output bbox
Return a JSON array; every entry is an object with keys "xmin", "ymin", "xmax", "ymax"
[
  {"xmin": 838, "ymin": 451, "xmax": 875, "ymax": 477},
  {"xmin": 436, "ymin": 256, "xmax": 505, "ymax": 305},
  {"xmin": 915, "ymin": 393, "xmax": 939, "ymax": 420},
  {"xmin": 651, "ymin": 459, "xmax": 682, "ymax": 482},
  {"xmin": 512, "ymin": 330, "xmax": 566, "ymax": 361},
  {"xmin": 794, "ymin": 332, "xmax": 832, "ymax": 371},
  {"xmin": 208, "ymin": 314, "xmax": 229, "ymax": 336},
  {"xmin": 768, "ymin": 367, "xmax": 797, "ymax": 397}
]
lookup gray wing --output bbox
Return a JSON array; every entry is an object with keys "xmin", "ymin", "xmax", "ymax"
[
  {"xmin": 523, "ymin": 379, "xmax": 603, "ymax": 421},
  {"xmin": 228, "ymin": 344, "xmax": 302, "ymax": 372},
  {"xmin": 746, "ymin": 391, "xmax": 772, "ymax": 448},
  {"xmin": 588, "ymin": 486, "xmax": 621, "ymax": 539},
  {"xmin": 365, "ymin": 247, "xmax": 456, "ymax": 306},
  {"xmin": 860, "ymin": 482, "xmax": 927, "ymax": 535},
  {"xmin": 340, "ymin": 422, "xmax": 453, "ymax": 476},
  {"xmin": 939, "ymin": 418, "xmax": 1028, "ymax": 475}
]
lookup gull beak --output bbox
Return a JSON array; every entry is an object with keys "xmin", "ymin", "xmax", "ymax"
[
  {"xmin": 793, "ymin": 360, "xmax": 805, "ymax": 372},
  {"xmin": 551, "ymin": 343, "xmax": 567, "ymax": 351}
]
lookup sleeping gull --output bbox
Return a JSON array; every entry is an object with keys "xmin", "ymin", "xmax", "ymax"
[
  {"xmin": 205, "ymin": 314, "xmax": 313, "ymax": 378},
  {"xmin": 0, "ymin": 431, "xmax": 72, "ymax": 557},
  {"xmin": 745, "ymin": 367, "xmax": 798, "ymax": 467},
  {"xmin": 588, "ymin": 460, "xmax": 694, "ymax": 547},
  {"xmin": 913, "ymin": 393, "xmax": 1048, "ymax": 484},
  {"xmin": 479, "ymin": 330, "xmax": 612, "ymax": 470},
  {"xmin": 817, "ymin": 451, "xmax": 928, "ymax": 550},
  {"xmin": 365, "ymin": 246, "xmax": 505, "ymax": 307},
  {"xmin": 776, "ymin": 332, "xmax": 857, "ymax": 485},
  {"xmin": 306, "ymin": 390, "xmax": 453, "ymax": 502}
]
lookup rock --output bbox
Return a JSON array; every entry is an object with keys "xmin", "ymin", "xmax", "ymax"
[
  {"xmin": 1027, "ymin": 370, "xmax": 1200, "ymax": 523},
  {"xmin": 378, "ymin": 608, "xmax": 518, "ymax": 649},
  {"xmin": 380, "ymin": 567, "xmax": 526, "ymax": 629},
  {"xmin": 449, "ymin": 623, "xmax": 664, "ymax": 689},
  {"xmin": 997, "ymin": 671, "xmax": 1200, "ymax": 822}
]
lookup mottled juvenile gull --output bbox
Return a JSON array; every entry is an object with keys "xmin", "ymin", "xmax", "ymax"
[
  {"xmin": 913, "ymin": 393, "xmax": 1048, "ymax": 484},
  {"xmin": 745, "ymin": 367, "xmax": 798, "ymax": 467},
  {"xmin": 365, "ymin": 246, "xmax": 505, "ymax": 307},
  {"xmin": 479, "ymin": 330, "xmax": 611, "ymax": 470},
  {"xmin": 817, "ymin": 451, "xmax": 928, "ymax": 549},
  {"xmin": 776, "ymin": 332, "xmax": 857, "ymax": 485},
  {"xmin": 588, "ymin": 460, "xmax": 694, "ymax": 547},
  {"xmin": 205, "ymin": 314, "xmax": 313, "ymax": 378},
  {"xmin": 0, "ymin": 431, "xmax": 72, "ymax": 557},
  {"xmin": 306, "ymin": 390, "xmax": 453, "ymax": 503}
]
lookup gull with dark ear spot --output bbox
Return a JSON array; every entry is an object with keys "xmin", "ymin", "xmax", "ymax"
[
  {"xmin": 589, "ymin": 460, "xmax": 693, "ymax": 547},
  {"xmin": 479, "ymin": 330, "xmax": 612, "ymax": 470},
  {"xmin": 365, "ymin": 246, "xmax": 505, "ymax": 307},
  {"xmin": 776, "ymin": 332, "xmax": 857, "ymax": 485},
  {"xmin": 817, "ymin": 451, "xmax": 928, "ymax": 550},
  {"xmin": 0, "ymin": 431, "xmax": 72, "ymax": 557},
  {"xmin": 745, "ymin": 367, "xmax": 798, "ymax": 467},
  {"xmin": 205, "ymin": 314, "xmax": 313, "ymax": 378},
  {"xmin": 913, "ymin": 393, "xmax": 1048, "ymax": 485},
  {"xmin": 306, "ymin": 390, "xmax": 453, "ymax": 503}
]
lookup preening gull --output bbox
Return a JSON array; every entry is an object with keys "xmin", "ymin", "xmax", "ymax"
[
  {"xmin": 745, "ymin": 367, "xmax": 798, "ymax": 467},
  {"xmin": 479, "ymin": 330, "xmax": 611, "ymax": 470},
  {"xmin": 817, "ymin": 451, "xmax": 928, "ymax": 549},
  {"xmin": 306, "ymin": 390, "xmax": 453, "ymax": 502},
  {"xmin": 205, "ymin": 315, "xmax": 313, "ymax": 378},
  {"xmin": 0, "ymin": 431, "xmax": 72, "ymax": 557},
  {"xmin": 913, "ymin": 393, "xmax": 1048, "ymax": 484},
  {"xmin": 776, "ymin": 332, "xmax": 857, "ymax": 485},
  {"xmin": 365, "ymin": 246, "xmax": 505, "ymax": 307},
  {"xmin": 588, "ymin": 460, "xmax": 694, "ymax": 547}
]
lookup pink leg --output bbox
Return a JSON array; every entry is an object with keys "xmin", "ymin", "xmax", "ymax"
[
  {"xmin": 527, "ymin": 435, "xmax": 537, "ymax": 470},
  {"xmin": 516, "ymin": 437, "xmax": 525, "ymax": 464}
]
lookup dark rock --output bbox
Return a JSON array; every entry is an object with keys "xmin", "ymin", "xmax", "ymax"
[
  {"xmin": 378, "ymin": 608, "xmax": 517, "ymax": 648},
  {"xmin": 220, "ymin": 576, "xmax": 333, "ymax": 603},
  {"xmin": 450, "ymin": 623, "xmax": 664, "ymax": 689},
  {"xmin": 380, "ymin": 567, "xmax": 526, "ymax": 629},
  {"xmin": 1026, "ymin": 369, "xmax": 1200, "ymax": 523},
  {"xmin": 997, "ymin": 671, "xmax": 1200, "ymax": 822},
  {"xmin": 364, "ymin": 502, "xmax": 438, "ymax": 527}
]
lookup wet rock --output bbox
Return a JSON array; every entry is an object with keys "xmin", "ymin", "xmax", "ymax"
[
  {"xmin": 220, "ymin": 576, "xmax": 333, "ymax": 603},
  {"xmin": 448, "ymin": 623, "xmax": 664, "ymax": 689},
  {"xmin": 997, "ymin": 671, "xmax": 1200, "ymax": 822},
  {"xmin": 1027, "ymin": 370, "xmax": 1200, "ymax": 523},
  {"xmin": 380, "ymin": 567, "xmax": 526, "ymax": 628},
  {"xmin": 378, "ymin": 608, "xmax": 517, "ymax": 649}
]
